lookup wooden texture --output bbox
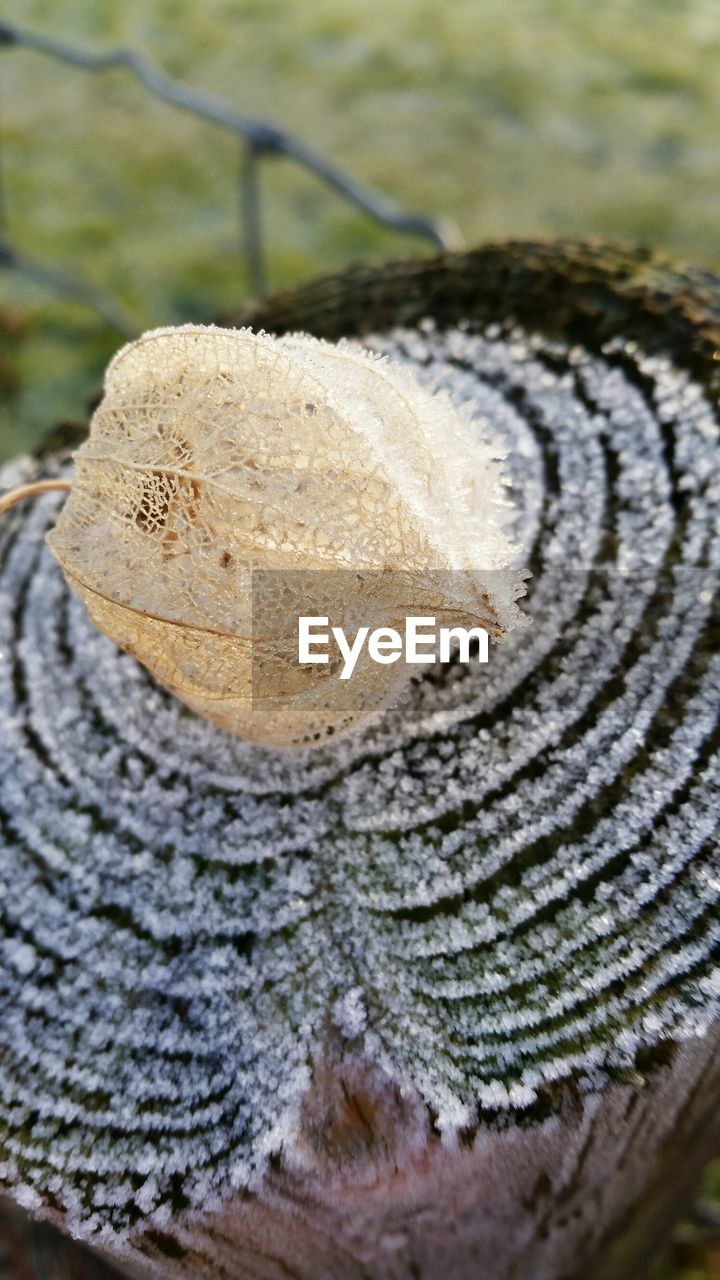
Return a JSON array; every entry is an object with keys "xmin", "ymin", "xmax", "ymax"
[
  {"xmin": 0, "ymin": 240, "xmax": 718, "ymax": 1278},
  {"xmin": 115, "ymin": 1024, "xmax": 720, "ymax": 1280}
]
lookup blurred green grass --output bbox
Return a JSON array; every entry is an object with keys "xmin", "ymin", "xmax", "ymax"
[{"xmin": 2, "ymin": 0, "xmax": 720, "ymax": 459}]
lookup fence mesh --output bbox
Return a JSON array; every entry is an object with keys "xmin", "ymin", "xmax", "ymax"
[{"xmin": 0, "ymin": 21, "xmax": 459, "ymax": 331}]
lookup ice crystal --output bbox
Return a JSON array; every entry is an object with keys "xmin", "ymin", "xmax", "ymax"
[{"xmin": 0, "ymin": 319, "xmax": 718, "ymax": 1241}]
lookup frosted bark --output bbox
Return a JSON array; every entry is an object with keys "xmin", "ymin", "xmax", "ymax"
[
  {"xmin": 109, "ymin": 1022, "xmax": 720, "ymax": 1280},
  {"xmin": 0, "ymin": 242, "xmax": 718, "ymax": 1277}
]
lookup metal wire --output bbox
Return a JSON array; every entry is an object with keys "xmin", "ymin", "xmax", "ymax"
[
  {"xmin": 0, "ymin": 243, "xmax": 136, "ymax": 335},
  {"xmin": 240, "ymin": 142, "xmax": 265, "ymax": 298},
  {"xmin": 0, "ymin": 20, "xmax": 461, "ymax": 324}
]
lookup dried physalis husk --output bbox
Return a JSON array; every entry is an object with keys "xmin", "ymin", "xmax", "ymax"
[{"xmin": 44, "ymin": 325, "xmax": 529, "ymax": 747}]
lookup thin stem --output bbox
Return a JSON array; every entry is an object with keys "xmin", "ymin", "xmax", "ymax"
[{"xmin": 0, "ymin": 478, "xmax": 72, "ymax": 514}]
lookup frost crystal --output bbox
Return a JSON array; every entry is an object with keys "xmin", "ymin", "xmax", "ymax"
[{"xmin": 0, "ymin": 318, "xmax": 718, "ymax": 1241}]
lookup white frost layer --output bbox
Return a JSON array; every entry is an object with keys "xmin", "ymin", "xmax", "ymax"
[{"xmin": 0, "ymin": 320, "xmax": 717, "ymax": 1235}]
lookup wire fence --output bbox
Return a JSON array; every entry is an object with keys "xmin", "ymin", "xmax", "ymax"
[{"xmin": 0, "ymin": 22, "xmax": 461, "ymax": 334}]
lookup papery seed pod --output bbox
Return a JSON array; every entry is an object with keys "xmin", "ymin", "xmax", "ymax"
[{"xmin": 43, "ymin": 324, "xmax": 528, "ymax": 747}]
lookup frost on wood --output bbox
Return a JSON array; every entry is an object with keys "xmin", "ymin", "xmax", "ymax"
[
  {"xmin": 0, "ymin": 246, "xmax": 719, "ymax": 1263},
  {"xmin": 45, "ymin": 326, "xmax": 526, "ymax": 747}
]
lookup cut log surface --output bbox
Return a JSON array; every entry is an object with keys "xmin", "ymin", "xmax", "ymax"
[{"xmin": 0, "ymin": 240, "xmax": 719, "ymax": 1279}]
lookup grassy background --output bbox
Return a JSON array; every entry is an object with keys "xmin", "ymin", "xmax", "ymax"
[
  {"xmin": 0, "ymin": 2, "xmax": 719, "ymax": 1275},
  {"xmin": 3, "ymin": 0, "xmax": 720, "ymax": 459}
]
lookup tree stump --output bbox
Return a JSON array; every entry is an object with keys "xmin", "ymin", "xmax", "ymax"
[{"xmin": 0, "ymin": 240, "xmax": 718, "ymax": 1279}]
